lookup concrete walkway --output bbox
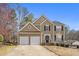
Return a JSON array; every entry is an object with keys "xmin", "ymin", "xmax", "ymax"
[{"xmin": 6, "ymin": 45, "xmax": 57, "ymax": 56}]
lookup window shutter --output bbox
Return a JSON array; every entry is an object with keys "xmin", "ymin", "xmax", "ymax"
[
  {"xmin": 62, "ymin": 26, "xmax": 63, "ymax": 31},
  {"xmin": 49, "ymin": 25, "xmax": 50, "ymax": 31},
  {"xmin": 54, "ymin": 26, "xmax": 56, "ymax": 31}
]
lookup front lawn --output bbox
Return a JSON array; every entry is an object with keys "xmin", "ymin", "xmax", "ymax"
[
  {"xmin": 0, "ymin": 45, "xmax": 15, "ymax": 56},
  {"xmin": 44, "ymin": 46, "xmax": 79, "ymax": 56}
]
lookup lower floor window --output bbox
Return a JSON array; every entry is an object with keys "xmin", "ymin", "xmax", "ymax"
[{"xmin": 54, "ymin": 34, "xmax": 64, "ymax": 41}]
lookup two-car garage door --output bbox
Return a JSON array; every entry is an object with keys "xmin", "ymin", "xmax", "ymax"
[{"xmin": 19, "ymin": 36, "xmax": 40, "ymax": 45}]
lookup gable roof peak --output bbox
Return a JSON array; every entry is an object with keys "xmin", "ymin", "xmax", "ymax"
[
  {"xmin": 40, "ymin": 15, "xmax": 48, "ymax": 19},
  {"xmin": 19, "ymin": 22, "xmax": 40, "ymax": 32},
  {"xmin": 33, "ymin": 15, "xmax": 48, "ymax": 23}
]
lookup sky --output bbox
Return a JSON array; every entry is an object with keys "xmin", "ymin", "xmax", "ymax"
[{"xmin": 10, "ymin": 3, "xmax": 79, "ymax": 30}]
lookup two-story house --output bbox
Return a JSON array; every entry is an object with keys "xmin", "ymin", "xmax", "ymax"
[{"xmin": 17, "ymin": 15, "xmax": 65, "ymax": 45}]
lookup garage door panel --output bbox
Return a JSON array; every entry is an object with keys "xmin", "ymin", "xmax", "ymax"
[
  {"xmin": 20, "ymin": 36, "xmax": 29, "ymax": 45},
  {"xmin": 30, "ymin": 36, "xmax": 40, "ymax": 45}
]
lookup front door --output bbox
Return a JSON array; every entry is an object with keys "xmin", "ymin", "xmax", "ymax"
[{"xmin": 45, "ymin": 35, "xmax": 49, "ymax": 43}]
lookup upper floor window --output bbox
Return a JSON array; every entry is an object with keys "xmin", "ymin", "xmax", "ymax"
[
  {"xmin": 54, "ymin": 25, "xmax": 64, "ymax": 32},
  {"xmin": 44, "ymin": 25, "xmax": 50, "ymax": 31},
  {"xmin": 56, "ymin": 26, "xmax": 61, "ymax": 31}
]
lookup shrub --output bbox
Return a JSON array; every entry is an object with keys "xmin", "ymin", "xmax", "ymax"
[
  {"xmin": 60, "ymin": 44, "xmax": 65, "ymax": 47},
  {"xmin": 41, "ymin": 43, "xmax": 45, "ymax": 45},
  {"xmin": 77, "ymin": 45, "xmax": 79, "ymax": 48},
  {"xmin": 0, "ymin": 34, "xmax": 4, "ymax": 42},
  {"xmin": 56, "ymin": 43, "xmax": 59, "ymax": 46},
  {"xmin": 65, "ymin": 44, "xmax": 69, "ymax": 47},
  {"xmin": 50, "ymin": 43, "xmax": 54, "ymax": 45}
]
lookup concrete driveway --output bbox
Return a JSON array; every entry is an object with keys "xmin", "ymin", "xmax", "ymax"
[{"xmin": 6, "ymin": 45, "xmax": 57, "ymax": 56}]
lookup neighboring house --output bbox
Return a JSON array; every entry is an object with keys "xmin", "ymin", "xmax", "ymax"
[{"xmin": 17, "ymin": 15, "xmax": 66, "ymax": 45}]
